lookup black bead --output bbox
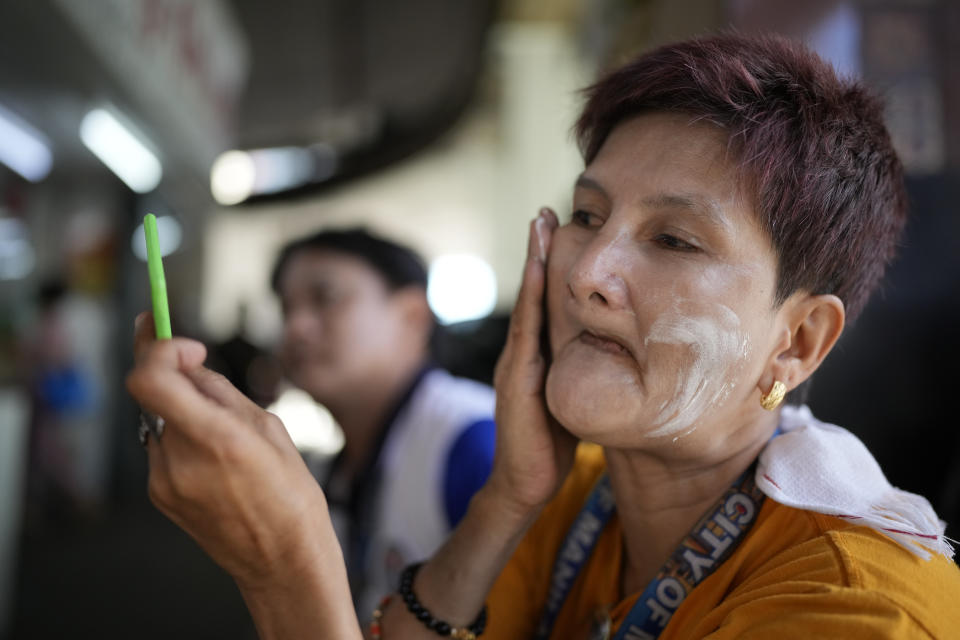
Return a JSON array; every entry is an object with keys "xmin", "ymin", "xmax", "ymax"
[
  {"xmin": 471, "ymin": 606, "xmax": 488, "ymax": 633},
  {"xmin": 396, "ymin": 561, "xmax": 488, "ymax": 637}
]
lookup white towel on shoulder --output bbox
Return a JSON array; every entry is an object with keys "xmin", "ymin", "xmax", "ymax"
[{"xmin": 755, "ymin": 405, "xmax": 954, "ymax": 560}]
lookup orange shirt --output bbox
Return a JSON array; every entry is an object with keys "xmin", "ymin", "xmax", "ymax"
[{"xmin": 487, "ymin": 444, "xmax": 960, "ymax": 639}]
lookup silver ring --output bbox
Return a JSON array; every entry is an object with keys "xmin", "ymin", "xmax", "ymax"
[{"xmin": 138, "ymin": 410, "xmax": 166, "ymax": 446}]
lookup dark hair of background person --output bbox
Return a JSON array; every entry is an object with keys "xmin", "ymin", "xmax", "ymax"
[{"xmin": 270, "ymin": 227, "xmax": 429, "ymax": 294}]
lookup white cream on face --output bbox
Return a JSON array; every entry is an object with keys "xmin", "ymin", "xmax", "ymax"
[{"xmin": 643, "ymin": 303, "xmax": 749, "ymax": 438}]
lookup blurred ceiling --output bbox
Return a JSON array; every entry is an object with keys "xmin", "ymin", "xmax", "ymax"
[
  {"xmin": 232, "ymin": 0, "xmax": 493, "ymax": 146},
  {"xmin": 229, "ymin": 0, "xmax": 497, "ymax": 195},
  {"xmin": 0, "ymin": 0, "xmax": 496, "ymax": 196},
  {"xmin": 0, "ymin": 2, "xmax": 124, "ymax": 181}
]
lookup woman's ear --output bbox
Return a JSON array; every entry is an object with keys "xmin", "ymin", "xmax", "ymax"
[{"xmin": 758, "ymin": 293, "xmax": 845, "ymax": 396}]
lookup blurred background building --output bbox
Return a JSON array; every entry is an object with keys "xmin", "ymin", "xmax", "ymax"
[{"xmin": 0, "ymin": 0, "xmax": 957, "ymax": 637}]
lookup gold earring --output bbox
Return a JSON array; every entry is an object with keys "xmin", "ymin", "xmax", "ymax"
[{"xmin": 760, "ymin": 380, "xmax": 786, "ymax": 411}]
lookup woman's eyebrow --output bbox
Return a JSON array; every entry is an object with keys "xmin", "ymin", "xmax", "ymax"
[
  {"xmin": 575, "ymin": 174, "xmax": 732, "ymax": 232},
  {"xmin": 574, "ymin": 174, "xmax": 608, "ymax": 196},
  {"xmin": 641, "ymin": 193, "xmax": 732, "ymax": 231},
  {"xmin": 307, "ymin": 276, "xmax": 337, "ymax": 292}
]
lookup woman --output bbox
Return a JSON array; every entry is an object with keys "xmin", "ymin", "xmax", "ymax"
[{"xmin": 127, "ymin": 33, "xmax": 960, "ymax": 639}]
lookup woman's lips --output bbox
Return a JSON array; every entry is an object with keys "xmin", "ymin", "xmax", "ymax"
[{"xmin": 578, "ymin": 330, "xmax": 632, "ymax": 358}]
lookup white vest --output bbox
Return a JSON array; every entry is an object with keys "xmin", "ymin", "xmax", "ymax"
[{"xmin": 328, "ymin": 369, "xmax": 495, "ymax": 616}]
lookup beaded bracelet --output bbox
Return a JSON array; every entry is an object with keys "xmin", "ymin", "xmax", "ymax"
[{"xmin": 399, "ymin": 562, "xmax": 488, "ymax": 639}]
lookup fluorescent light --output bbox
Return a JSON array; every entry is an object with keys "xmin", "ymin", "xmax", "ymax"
[
  {"xmin": 210, "ymin": 146, "xmax": 331, "ymax": 205},
  {"xmin": 210, "ymin": 150, "xmax": 256, "ymax": 205},
  {"xmin": 132, "ymin": 215, "xmax": 183, "ymax": 261},
  {"xmin": 80, "ymin": 109, "xmax": 162, "ymax": 193},
  {"xmin": 249, "ymin": 146, "xmax": 317, "ymax": 194},
  {"xmin": 0, "ymin": 104, "xmax": 53, "ymax": 182},
  {"xmin": 427, "ymin": 254, "xmax": 498, "ymax": 325}
]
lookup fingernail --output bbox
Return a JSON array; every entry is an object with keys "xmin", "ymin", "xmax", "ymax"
[
  {"xmin": 539, "ymin": 206, "xmax": 558, "ymax": 228},
  {"xmin": 534, "ymin": 216, "xmax": 548, "ymax": 263},
  {"xmin": 183, "ymin": 339, "xmax": 207, "ymax": 364}
]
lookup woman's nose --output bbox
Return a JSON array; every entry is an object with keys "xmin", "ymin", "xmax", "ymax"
[
  {"xmin": 283, "ymin": 307, "xmax": 320, "ymax": 342},
  {"xmin": 567, "ymin": 232, "xmax": 632, "ymax": 311}
]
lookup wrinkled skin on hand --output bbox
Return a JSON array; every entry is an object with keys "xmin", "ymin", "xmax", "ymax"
[
  {"xmin": 488, "ymin": 208, "xmax": 579, "ymax": 515},
  {"xmin": 125, "ymin": 314, "xmax": 336, "ymax": 592}
]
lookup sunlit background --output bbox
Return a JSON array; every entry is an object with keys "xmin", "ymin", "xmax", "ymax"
[{"xmin": 0, "ymin": 0, "xmax": 957, "ymax": 638}]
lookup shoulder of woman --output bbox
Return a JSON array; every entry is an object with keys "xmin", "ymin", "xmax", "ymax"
[
  {"xmin": 823, "ymin": 523, "xmax": 960, "ymax": 632},
  {"xmin": 718, "ymin": 505, "xmax": 960, "ymax": 639}
]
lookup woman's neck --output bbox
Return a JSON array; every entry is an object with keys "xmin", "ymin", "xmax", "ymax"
[
  {"xmin": 604, "ymin": 414, "xmax": 776, "ymax": 595},
  {"xmin": 326, "ymin": 360, "xmax": 427, "ymax": 480}
]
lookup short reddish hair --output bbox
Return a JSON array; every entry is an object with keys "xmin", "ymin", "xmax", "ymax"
[{"xmin": 576, "ymin": 33, "xmax": 907, "ymax": 322}]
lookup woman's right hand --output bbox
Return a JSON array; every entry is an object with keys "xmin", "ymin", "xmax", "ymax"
[
  {"xmin": 126, "ymin": 315, "xmax": 361, "ymax": 639},
  {"xmin": 487, "ymin": 207, "xmax": 579, "ymax": 515}
]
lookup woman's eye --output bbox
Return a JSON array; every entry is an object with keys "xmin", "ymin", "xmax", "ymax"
[
  {"xmin": 309, "ymin": 289, "xmax": 339, "ymax": 308},
  {"xmin": 655, "ymin": 234, "xmax": 698, "ymax": 252},
  {"xmin": 572, "ymin": 209, "xmax": 601, "ymax": 227}
]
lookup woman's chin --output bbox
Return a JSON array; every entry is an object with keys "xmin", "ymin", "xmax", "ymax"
[
  {"xmin": 289, "ymin": 369, "xmax": 341, "ymax": 404},
  {"xmin": 545, "ymin": 365, "xmax": 649, "ymax": 445}
]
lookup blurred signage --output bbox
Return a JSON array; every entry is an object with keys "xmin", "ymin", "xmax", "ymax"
[{"xmin": 52, "ymin": 0, "xmax": 249, "ymax": 173}]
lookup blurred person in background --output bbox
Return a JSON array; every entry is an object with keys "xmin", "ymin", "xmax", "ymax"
[
  {"xmin": 126, "ymin": 33, "xmax": 960, "ymax": 639},
  {"xmin": 268, "ymin": 228, "xmax": 496, "ymax": 615},
  {"xmin": 24, "ymin": 279, "xmax": 104, "ymax": 528}
]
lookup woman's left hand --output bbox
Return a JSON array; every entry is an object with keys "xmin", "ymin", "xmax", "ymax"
[
  {"xmin": 126, "ymin": 313, "xmax": 360, "ymax": 639},
  {"xmin": 486, "ymin": 207, "xmax": 579, "ymax": 515}
]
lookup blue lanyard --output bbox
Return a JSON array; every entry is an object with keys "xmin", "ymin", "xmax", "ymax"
[
  {"xmin": 533, "ymin": 475, "xmax": 617, "ymax": 640},
  {"xmin": 533, "ymin": 467, "xmax": 765, "ymax": 640}
]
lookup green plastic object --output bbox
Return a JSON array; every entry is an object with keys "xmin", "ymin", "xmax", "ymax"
[{"xmin": 144, "ymin": 213, "xmax": 172, "ymax": 339}]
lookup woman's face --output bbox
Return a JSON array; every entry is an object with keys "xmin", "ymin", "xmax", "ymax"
[
  {"xmin": 277, "ymin": 250, "xmax": 412, "ymax": 405},
  {"xmin": 545, "ymin": 112, "xmax": 781, "ymax": 448}
]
